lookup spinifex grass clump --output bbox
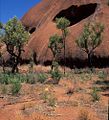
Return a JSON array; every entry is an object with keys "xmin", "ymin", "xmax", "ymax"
[
  {"xmin": 0, "ymin": 73, "xmax": 27, "ymax": 84},
  {"xmin": 98, "ymin": 71, "xmax": 107, "ymax": 80},
  {"xmin": 37, "ymin": 73, "xmax": 47, "ymax": 83},
  {"xmin": 11, "ymin": 78, "xmax": 21, "ymax": 95},
  {"xmin": 40, "ymin": 89, "xmax": 57, "ymax": 107},
  {"xmin": 91, "ymin": 86, "xmax": 100, "ymax": 102}
]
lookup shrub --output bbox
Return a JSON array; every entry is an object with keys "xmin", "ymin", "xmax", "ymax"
[
  {"xmin": 11, "ymin": 79, "xmax": 21, "ymax": 95},
  {"xmin": 40, "ymin": 90, "xmax": 57, "ymax": 107},
  {"xmin": 0, "ymin": 73, "xmax": 9, "ymax": 84},
  {"xmin": 0, "ymin": 17, "xmax": 29, "ymax": 73},
  {"xmin": 91, "ymin": 86, "xmax": 100, "ymax": 102},
  {"xmin": 0, "ymin": 73, "xmax": 27, "ymax": 84},
  {"xmin": 1, "ymin": 84, "xmax": 7, "ymax": 94},
  {"xmin": 26, "ymin": 73, "xmax": 37, "ymax": 84},
  {"xmin": 40, "ymin": 90, "xmax": 50, "ymax": 103},
  {"xmin": 0, "ymin": 73, "xmax": 14, "ymax": 84},
  {"xmin": 74, "ymin": 68, "xmax": 83, "ymax": 74},
  {"xmin": 76, "ymin": 22, "xmax": 104, "ymax": 68},
  {"xmin": 98, "ymin": 71, "xmax": 107, "ymax": 80},
  {"xmin": 37, "ymin": 73, "xmax": 47, "ymax": 83},
  {"xmin": 56, "ymin": 17, "xmax": 70, "ymax": 74},
  {"xmin": 50, "ymin": 68, "xmax": 61, "ymax": 84}
]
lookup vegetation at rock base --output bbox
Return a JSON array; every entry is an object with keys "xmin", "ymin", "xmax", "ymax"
[
  {"xmin": 11, "ymin": 78, "xmax": 21, "ymax": 95},
  {"xmin": 0, "ymin": 11, "xmax": 108, "ymax": 120},
  {"xmin": 48, "ymin": 34, "xmax": 63, "ymax": 70},
  {"xmin": 48, "ymin": 17, "xmax": 70, "ymax": 83},
  {"xmin": 91, "ymin": 86, "xmax": 100, "ymax": 102},
  {"xmin": 0, "ymin": 17, "xmax": 29, "ymax": 73},
  {"xmin": 56, "ymin": 17, "xmax": 70, "ymax": 74},
  {"xmin": 49, "ymin": 34, "xmax": 62, "ymax": 84},
  {"xmin": 76, "ymin": 22, "xmax": 104, "ymax": 69}
]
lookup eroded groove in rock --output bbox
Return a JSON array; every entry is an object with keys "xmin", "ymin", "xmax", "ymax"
[{"xmin": 53, "ymin": 3, "xmax": 97, "ymax": 26}]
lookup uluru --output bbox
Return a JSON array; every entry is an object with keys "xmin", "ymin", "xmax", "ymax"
[
  {"xmin": 0, "ymin": 1, "xmax": 109, "ymax": 120},
  {"xmin": 21, "ymin": 0, "xmax": 109, "ymax": 68}
]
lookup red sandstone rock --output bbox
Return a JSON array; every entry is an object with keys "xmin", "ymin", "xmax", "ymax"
[{"xmin": 21, "ymin": 0, "xmax": 109, "ymax": 66}]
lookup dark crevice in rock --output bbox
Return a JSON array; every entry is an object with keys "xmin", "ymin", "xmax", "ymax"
[
  {"xmin": 53, "ymin": 3, "xmax": 97, "ymax": 26},
  {"xmin": 29, "ymin": 27, "xmax": 36, "ymax": 34}
]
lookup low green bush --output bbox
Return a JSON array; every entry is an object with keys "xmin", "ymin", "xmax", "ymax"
[
  {"xmin": 91, "ymin": 86, "xmax": 100, "ymax": 102},
  {"xmin": 50, "ymin": 69, "xmax": 61, "ymax": 84},
  {"xmin": 1, "ymin": 84, "xmax": 7, "ymax": 94},
  {"xmin": 26, "ymin": 73, "xmax": 37, "ymax": 84},
  {"xmin": 11, "ymin": 78, "xmax": 21, "ymax": 95},
  {"xmin": 98, "ymin": 71, "xmax": 107, "ymax": 80},
  {"xmin": 37, "ymin": 73, "xmax": 47, "ymax": 83}
]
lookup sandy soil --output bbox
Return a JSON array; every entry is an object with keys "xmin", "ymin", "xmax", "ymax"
[{"xmin": 0, "ymin": 65, "xmax": 108, "ymax": 120}]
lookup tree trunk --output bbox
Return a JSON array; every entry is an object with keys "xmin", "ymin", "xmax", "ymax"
[
  {"xmin": 62, "ymin": 29, "xmax": 66, "ymax": 75},
  {"xmin": 11, "ymin": 46, "xmax": 22, "ymax": 73},
  {"xmin": 88, "ymin": 52, "xmax": 92, "ymax": 69},
  {"xmin": 2, "ymin": 59, "xmax": 5, "ymax": 73},
  {"xmin": 11, "ymin": 58, "xmax": 19, "ymax": 73}
]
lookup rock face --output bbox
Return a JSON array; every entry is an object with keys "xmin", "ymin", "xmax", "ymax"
[{"xmin": 21, "ymin": 0, "xmax": 109, "ymax": 68}]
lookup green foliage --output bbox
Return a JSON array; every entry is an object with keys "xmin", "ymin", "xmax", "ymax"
[
  {"xmin": 0, "ymin": 73, "xmax": 13, "ymax": 84},
  {"xmin": 56, "ymin": 17, "xmax": 70, "ymax": 74},
  {"xmin": 91, "ymin": 86, "xmax": 100, "ymax": 102},
  {"xmin": 56, "ymin": 17, "xmax": 70, "ymax": 30},
  {"xmin": 48, "ymin": 34, "xmax": 63, "ymax": 57},
  {"xmin": 40, "ymin": 90, "xmax": 57, "ymax": 107},
  {"xmin": 37, "ymin": 73, "xmax": 47, "ymax": 83},
  {"xmin": 50, "ymin": 62, "xmax": 61, "ymax": 84},
  {"xmin": 51, "ymin": 70, "xmax": 61, "ymax": 83},
  {"xmin": 2, "ymin": 17, "xmax": 29, "ymax": 46},
  {"xmin": 76, "ymin": 22, "xmax": 104, "ymax": 52},
  {"xmin": 76, "ymin": 22, "xmax": 104, "ymax": 68},
  {"xmin": 1, "ymin": 84, "xmax": 7, "ymax": 94},
  {"xmin": 98, "ymin": 71, "xmax": 107, "ymax": 80},
  {"xmin": 49, "ymin": 17, "xmax": 70, "ymax": 77},
  {"xmin": 0, "ymin": 73, "xmax": 27, "ymax": 84},
  {"xmin": 41, "ymin": 90, "xmax": 50, "ymax": 103},
  {"xmin": 49, "ymin": 34, "xmax": 62, "ymax": 83},
  {"xmin": 11, "ymin": 79, "xmax": 21, "ymax": 95},
  {"xmin": 0, "ymin": 17, "xmax": 29, "ymax": 73},
  {"xmin": 25, "ymin": 73, "xmax": 37, "ymax": 84},
  {"xmin": 80, "ymin": 73, "xmax": 92, "ymax": 83}
]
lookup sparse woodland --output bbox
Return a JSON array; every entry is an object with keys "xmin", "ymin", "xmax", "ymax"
[{"xmin": 0, "ymin": 3, "xmax": 109, "ymax": 120}]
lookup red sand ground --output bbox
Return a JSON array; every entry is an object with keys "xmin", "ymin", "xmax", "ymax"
[{"xmin": 0, "ymin": 65, "xmax": 108, "ymax": 120}]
